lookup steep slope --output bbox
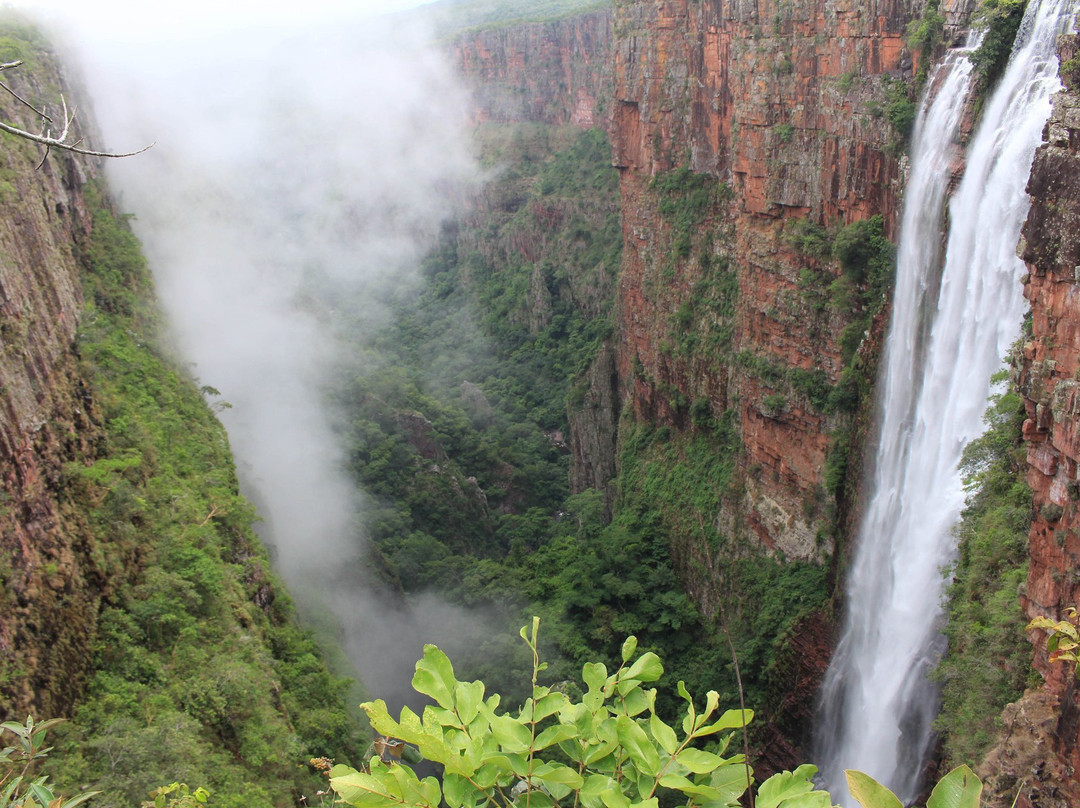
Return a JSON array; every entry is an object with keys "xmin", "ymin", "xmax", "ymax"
[
  {"xmin": 0, "ymin": 18, "xmax": 364, "ymax": 806},
  {"xmin": 976, "ymin": 32, "xmax": 1080, "ymax": 808},
  {"xmin": 0, "ymin": 18, "xmax": 108, "ymax": 717},
  {"xmin": 440, "ymin": 0, "xmax": 929, "ymax": 768}
]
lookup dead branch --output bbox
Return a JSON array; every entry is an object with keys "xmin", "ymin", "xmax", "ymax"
[{"xmin": 0, "ymin": 61, "xmax": 153, "ymax": 164}]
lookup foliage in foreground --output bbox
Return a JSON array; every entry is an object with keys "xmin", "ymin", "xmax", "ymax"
[{"xmin": 328, "ymin": 620, "xmax": 984, "ymax": 808}]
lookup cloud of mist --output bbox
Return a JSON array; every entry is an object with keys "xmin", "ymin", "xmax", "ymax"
[{"xmin": 39, "ymin": 5, "xmax": 506, "ymax": 707}]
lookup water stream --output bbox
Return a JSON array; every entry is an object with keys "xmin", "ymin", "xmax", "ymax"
[{"xmin": 814, "ymin": 0, "xmax": 1077, "ymax": 801}]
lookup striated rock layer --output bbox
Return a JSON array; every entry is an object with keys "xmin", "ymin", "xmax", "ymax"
[
  {"xmin": 993, "ymin": 32, "xmax": 1080, "ymax": 808},
  {"xmin": 452, "ymin": 11, "xmax": 614, "ymax": 128},
  {"xmin": 0, "ymin": 35, "xmax": 109, "ymax": 716},
  {"xmin": 608, "ymin": 0, "xmax": 916, "ymax": 566}
]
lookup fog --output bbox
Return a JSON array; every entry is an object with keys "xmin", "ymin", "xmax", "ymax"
[{"xmin": 33, "ymin": 2, "xmax": 503, "ymax": 707}]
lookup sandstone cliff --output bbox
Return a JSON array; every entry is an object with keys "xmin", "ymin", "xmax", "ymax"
[
  {"xmin": 453, "ymin": 11, "xmax": 614, "ymax": 128},
  {"xmin": 986, "ymin": 32, "xmax": 1080, "ymax": 808},
  {"xmin": 0, "ymin": 26, "xmax": 107, "ymax": 716}
]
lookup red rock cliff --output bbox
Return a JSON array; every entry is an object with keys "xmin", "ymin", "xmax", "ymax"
[
  {"xmin": 610, "ymin": 0, "xmax": 914, "ymax": 565},
  {"xmin": 452, "ymin": 11, "xmax": 614, "ymax": 128},
  {"xmin": 983, "ymin": 33, "xmax": 1080, "ymax": 808},
  {"xmin": 0, "ymin": 33, "xmax": 111, "ymax": 716}
]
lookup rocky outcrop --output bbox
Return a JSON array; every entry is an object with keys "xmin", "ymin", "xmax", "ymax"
[
  {"xmin": 452, "ymin": 11, "xmax": 614, "ymax": 128},
  {"xmin": 994, "ymin": 32, "xmax": 1080, "ymax": 808},
  {"xmin": 610, "ymin": 0, "xmax": 915, "ymax": 564},
  {"xmin": 0, "ymin": 36, "xmax": 108, "ymax": 716}
]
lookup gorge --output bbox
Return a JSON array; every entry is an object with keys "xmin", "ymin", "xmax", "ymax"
[{"xmin": 1, "ymin": 0, "xmax": 1080, "ymax": 805}]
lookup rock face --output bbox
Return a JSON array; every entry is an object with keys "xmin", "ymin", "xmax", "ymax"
[
  {"xmin": 995, "ymin": 33, "xmax": 1080, "ymax": 808},
  {"xmin": 609, "ymin": 0, "xmax": 911, "ymax": 563},
  {"xmin": 452, "ymin": 11, "xmax": 614, "ymax": 128},
  {"xmin": 0, "ymin": 38, "xmax": 111, "ymax": 716}
]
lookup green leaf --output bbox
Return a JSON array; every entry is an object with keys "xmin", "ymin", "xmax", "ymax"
[
  {"xmin": 600, "ymin": 786, "xmax": 631, "ymax": 808},
  {"xmin": 616, "ymin": 716, "xmax": 662, "ymax": 777},
  {"xmin": 649, "ymin": 713, "xmax": 678, "ymax": 755},
  {"xmin": 620, "ymin": 687, "xmax": 653, "ymax": 717},
  {"xmin": 533, "ymin": 761, "xmax": 585, "ymax": 789},
  {"xmin": 622, "ymin": 636, "xmax": 638, "ymax": 663},
  {"xmin": 60, "ymin": 791, "xmax": 103, "ymax": 808},
  {"xmin": 696, "ymin": 709, "xmax": 754, "ymax": 736},
  {"xmin": 413, "ymin": 645, "xmax": 458, "ymax": 710},
  {"xmin": 27, "ymin": 781, "xmax": 55, "ymax": 805},
  {"xmin": 455, "ymin": 680, "xmax": 485, "ymax": 725},
  {"xmin": 330, "ymin": 768, "xmax": 401, "ymax": 808},
  {"xmin": 533, "ymin": 692, "xmax": 567, "ymax": 722},
  {"xmin": 584, "ymin": 663, "xmax": 608, "ymax": 694},
  {"xmin": 707, "ymin": 762, "xmax": 753, "ymax": 805},
  {"xmin": 845, "ymin": 771, "xmax": 903, "ymax": 808},
  {"xmin": 675, "ymin": 747, "xmax": 724, "ymax": 774},
  {"xmin": 442, "ymin": 773, "xmax": 468, "ymax": 808},
  {"xmin": 534, "ymin": 723, "xmax": 579, "ymax": 750},
  {"xmin": 926, "ymin": 765, "xmax": 982, "ymax": 808},
  {"xmin": 625, "ymin": 652, "xmax": 663, "ymax": 682},
  {"xmin": 757, "ymin": 765, "xmax": 821, "ymax": 808},
  {"xmin": 581, "ymin": 775, "xmax": 615, "ymax": 808},
  {"xmin": 658, "ymin": 773, "xmax": 694, "ymax": 790},
  {"xmin": 489, "ymin": 714, "xmax": 532, "ymax": 753}
]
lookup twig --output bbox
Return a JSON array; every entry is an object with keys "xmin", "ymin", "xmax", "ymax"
[
  {"xmin": 0, "ymin": 65, "xmax": 153, "ymax": 163},
  {"xmin": 0, "ymin": 79, "xmax": 52, "ymax": 121},
  {"xmin": 0, "ymin": 119, "xmax": 155, "ymax": 159}
]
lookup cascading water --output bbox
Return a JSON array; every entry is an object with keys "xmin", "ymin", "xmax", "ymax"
[{"xmin": 814, "ymin": 0, "xmax": 1078, "ymax": 802}]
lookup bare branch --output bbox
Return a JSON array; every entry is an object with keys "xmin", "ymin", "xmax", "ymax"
[
  {"xmin": 0, "ymin": 120, "xmax": 155, "ymax": 159},
  {"xmin": 0, "ymin": 80, "xmax": 52, "ymax": 121},
  {"xmin": 0, "ymin": 62, "xmax": 153, "ymax": 163}
]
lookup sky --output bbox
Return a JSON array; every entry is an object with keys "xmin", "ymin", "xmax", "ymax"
[
  {"xmin": 7, "ymin": 0, "xmax": 442, "ymax": 37},
  {"xmin": 5, "ymin": 0, "xmax": 501, "ymax": 706}
]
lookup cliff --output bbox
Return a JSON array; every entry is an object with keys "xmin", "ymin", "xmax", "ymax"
[
  {"xmin": 0, "ymin": 19, "xmax": 364, "ymax": 804},
  {"xmin": 448, "ymin": 0, "xmax": 931, "ymax": 769},
  {"xmin": 608, "ymin": 0, "xmax": 915, "ymax": 564},
  {"xmin": 0, "ymin": 24, "xmax": 106, "ymax": 716},
  {"xmin": 984, "ymin": 32, "xmax": 1080, "ymax": 808},
  {"xmin": 452, "ymin": 10, "xmax": 614, "ymax": 127}
]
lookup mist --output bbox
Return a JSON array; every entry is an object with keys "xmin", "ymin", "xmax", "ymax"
[{"xmin": 38, "ymin": 3, "xmax": 503, "ymax": 708}]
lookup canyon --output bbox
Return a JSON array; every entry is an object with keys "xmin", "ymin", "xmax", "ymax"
[{"xmin": 1, "ymin": 0, "xmax": 1079, "ymax": 803}]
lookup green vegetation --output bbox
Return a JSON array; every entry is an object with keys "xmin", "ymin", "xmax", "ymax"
[
  {"xmin": 327, "ymin": 625, "xmax": 985, "ymax": 808},
  {"xmin": 430, "ymin": 0, "xmax": 611, "ymax": 38},
  {"xmin": 906, "ymin": 0, "xmax": 946, "ymax": 88},
  {"xmin": 650, "ymin": 166, "xmax": 731, "ymax": 260},
  {"xmin": 970, "ymin": 0, "xmax": 1029, "ymax": 93},
  {"xmin": 1029, "ymin": 607, "xmax": 1080, "ymax": 677},
  {"xmin": 42, "ymin": 184, "xmax": 365, "ymax": 807},
  {"xmin": 773, "ymin": 123, "xmax": 795, "ymax": 144},
  {"xmin": 934, "ymin": 370, "xmax": 1034, "ymax": 768}
]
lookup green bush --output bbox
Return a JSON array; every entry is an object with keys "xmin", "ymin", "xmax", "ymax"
[{"xmin": 970, "ymin": 0, "xmax": 1029, "ymax": 92}]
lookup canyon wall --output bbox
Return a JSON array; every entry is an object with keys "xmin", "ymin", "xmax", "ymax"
[
  {"xmin": 0, "ymin": 30, "xmax": 108, "ymax": 716},
  {"xmin": 608, "ymin": 0, "xmax": 916, "ymax": 564},
  {"xmin": 984, "ymin": 32, "xmax": 1080, "ymax": 808},
  {"xmin": 453, "ymin": 11, "xmax": 614, "ymax": 128},
  {"xmin": 451, "ymin": 0, "xmax": 930, "ymax": 768}
]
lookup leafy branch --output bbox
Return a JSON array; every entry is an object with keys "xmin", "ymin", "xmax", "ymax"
[
  {"xmin": 0, "ymin": 717, "xmax": 100, "ymax": 808},
  {"xmin": 327, "ymin": 619, "xmax": 982, "ymax": 808}
]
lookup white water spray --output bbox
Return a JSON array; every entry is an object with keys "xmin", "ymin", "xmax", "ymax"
[{"xmin": 815, "ymin": 0, "xmax": 1077, "ymax": 801}]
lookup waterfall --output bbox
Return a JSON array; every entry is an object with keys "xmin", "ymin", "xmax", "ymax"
[{"xmin": 814, "ymin": 0, "xmax": 1077, "ymax": 802}]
